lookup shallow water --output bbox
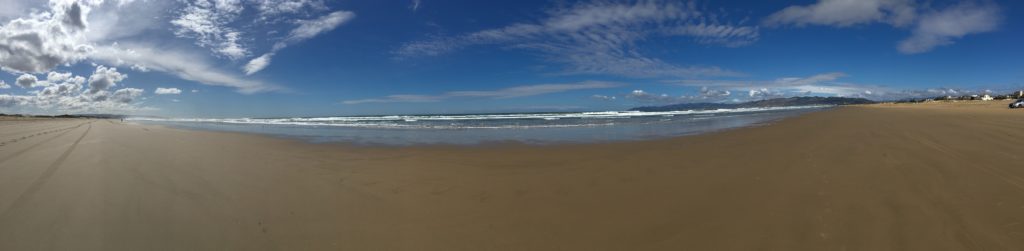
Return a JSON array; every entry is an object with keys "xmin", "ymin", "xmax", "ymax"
[{"xmin": 130, "ymin": 106, "xmax": 829, "ymax": 145}]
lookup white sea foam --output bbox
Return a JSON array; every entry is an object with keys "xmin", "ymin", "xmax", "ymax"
[{"xmin": 129, "ymin": 105, "xmax": 829, "ymax": 129}]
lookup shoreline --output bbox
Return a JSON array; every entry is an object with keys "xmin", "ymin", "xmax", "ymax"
[
  {"xmin": 2, "ymin": 101, "xmax": 1023, "ymax": 250},
  {"xmin": 128, "ymin": 106, "xmax": 831, "ymax": 147}
]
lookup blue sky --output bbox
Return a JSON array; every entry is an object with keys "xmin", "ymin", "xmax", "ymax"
[{"xmin": 0, "ymin": 0, "xmax": 1021, "ymax": 117}]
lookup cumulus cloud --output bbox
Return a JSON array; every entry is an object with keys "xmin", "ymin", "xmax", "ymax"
[
  {"xmin": 244, "ymin": 10, "xmax": 355, "ymax": 75},
  {"xmin": 0, "ymin": 80, "xmax": 9, "ymax": 89},
  {"xmin": 0, "ymin": 0, "xmax": 278, "ymax": 96},
  {"xmin": 1, "ymin": 69, "xmax": 151, "ymax": 113},
  {"xmin": 16, "ymin": 74, "xmax": 38, "ymax": 88},
  {"xmin": 765, "ymin": 0, "xmax": 1001, "ymax": 54},
  {"xmin": 591, "ymin": 94, "xmax": 616, "ymax": 101},
  {"xmin": 396, "ymin": 0, "xmax": 756, "ymax": 78},
  {"xmin": 0, "ymin": 94, "xmax": 31, "ymax": 107},
  {"xmin": 155, "ymin": 87, "xmax": 183, "ymax": 95},
  {"xmin": 343, "ymin": 81, "xmax": 621, "ymax": 104},
  {"xmin": 108, "ymin": 87, "xmax": 144, "ymax": 103},
  {"xmin": 0, "ymin": 1, "xmax": 94, "ymax": 73},
  {"xmin": 87, "ymin": 65, "xmax": 127, "ymax": 93},
  {"xmin": 897, "ymin": 3, "xmax": 1000, "ymax": 54}
]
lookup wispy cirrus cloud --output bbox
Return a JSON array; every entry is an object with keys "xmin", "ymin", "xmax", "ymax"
[
  {"xmin": 245, "ymin": 10, "xmax": 356, "ymax": 75},
  {"xmin": 343, "ymin": 81, "xmax": 622, "ymax": 104},
  {"xmin": 395, "ymin": 0, "xmax": 758, "ymax": 78},
  {"xmin": 764, "ymin": 0, "xmax": 1001, "ymax": 54},
  {"xmin": 763, "ymin": 0, "xmax": 916, "ymax": 27},
  {"xmin": 92, "ymin": 44, "xmax": 279, "ymax": 94},
  {"xmin": 0, "ymin": 0, "xmax": 282, "ymax": 95},
  {"xmin": 171, "ymin": 0, "xmax": 248, "ymax": 59},
  {"xmin": 171, "ymin": 0, "xmax": 335, "ymax": 60},
  {"xmin": 897, "ymin": 3, "xmax": 1000, "ymax": 54}
]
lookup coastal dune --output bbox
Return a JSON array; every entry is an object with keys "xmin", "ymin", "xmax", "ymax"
[{"xmin": 1, "ymin": 101, "xmax": 1023, "ymax": 250}]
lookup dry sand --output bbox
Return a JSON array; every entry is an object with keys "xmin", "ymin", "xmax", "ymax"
[{"xmin": 1, "ymin": 101, "xmax": 1023, "ymax": 250}]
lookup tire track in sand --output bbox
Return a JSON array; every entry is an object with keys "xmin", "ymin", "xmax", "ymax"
[
  {"xmin": 0, "ymin": 122, "xmax": 92, "ymax": 219},
  {"xmin": 0, "ymin": 122, "xmax": 88, "ymax": 166}
]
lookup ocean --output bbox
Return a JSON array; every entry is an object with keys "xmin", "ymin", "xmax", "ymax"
[{"xmin": 128, "ymin": 106, "xmax": 830, "ymax": 145}]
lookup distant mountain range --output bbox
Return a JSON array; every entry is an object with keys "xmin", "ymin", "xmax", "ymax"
[{"xmin": 630, "ymin": 97, "xmax": 876, "ymax": 112}]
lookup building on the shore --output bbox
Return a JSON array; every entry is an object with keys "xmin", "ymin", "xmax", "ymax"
[
  {"xmin": 981, "ymin": 94, "xmax": 994, "ymax": 101},
  {"xmin": 1014, "ymin": 91, "xmax": 1024, "ymax": 98}
]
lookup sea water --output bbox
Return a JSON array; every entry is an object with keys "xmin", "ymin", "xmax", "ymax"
[{"xmin": 129, "ymin": 106, "xmax": 829, "ymax": 145}]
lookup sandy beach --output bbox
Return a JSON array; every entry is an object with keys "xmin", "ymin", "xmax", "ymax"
[{"xmin": 1, "ymin": 101, "xmax": 1023, "ymax": 250}]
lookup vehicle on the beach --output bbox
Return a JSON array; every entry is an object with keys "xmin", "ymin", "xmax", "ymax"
[{"xmin": 1010, "ymin": 99, "xmax": 1024, "ymax": 109}]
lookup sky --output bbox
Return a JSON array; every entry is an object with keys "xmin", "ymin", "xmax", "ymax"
[{"xmin": 0, "ymin": 0, "xmax": 1021, "ymax": 117}]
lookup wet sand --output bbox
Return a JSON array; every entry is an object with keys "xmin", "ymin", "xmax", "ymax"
[{"xmin": 1, "ymin": 101, "xmax": 1023, "ymax": 250}]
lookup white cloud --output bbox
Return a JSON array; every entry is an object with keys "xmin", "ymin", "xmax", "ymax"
[
  {"xmin": 92, "ymin": 44, "xmax": 277, "ymax": 93},
  {"xmin": 155, "ymin": 87, "xmax": 182, "ymax": 95},
  {"xmin": 0, "ymin": 80, "xmax": 9, "ymax": 89},
  {"xmin": 624, "ymin": 89, "xmax": 674, "ymax": 103},
  {"xmin": 591, "ymin": 94, "xmax": 616, "ymax": 101},
  {"xmin": 0, "ymin": 94, "xmax": 31, "ymax": 107},
  {"xmin": 396, "ymin": 0, "xmax": 756, "ymax": 78},
  {"xmin": 255, "ymin": 0, "xmax": 326, "ymax": 20},
  {"xmin": 245, "ymin": 10, "xmax": 355, "ymax": 75},
  {"xmin": 191, "ymin": 89, "xmax": 199, "ymax": 93},
  {"xmin": 763, "ymin": 0, "xmax": 916, "ymax": 27},
  {"xmin": 284, "ymin": 11, "xmax": 355, "ymax": 45},
  {"xmin": 47, "ymin": 71, "xmax": 72, "ymax": 83},
  {"xmin": 1, "ymin": 69, "xmax": 151, "ymax": 113},
  {"xmin": 671, "ymin": 72, "xmax": 930, "ymax": 101},
  {"xmin": 108, "ymin": 87, "xmax": 143, "ymax": 103},
  {"xmin": 765, "ymin": 0, "xmax": 1001, "ymax": 54},
  {"xmin": 16, "ymin": 74, "xmax": 38, "ymax": 88},
  {"xmin": 0, "ymin": 1, "xmax": 274, "ymax": 93},
  {"xmin": 343, "ymin": 81, "xmax": 621, "ymax": 104},
  {"xmin": 699, "ymin": 87, "xmax": 731, "ymax": 98},
  {"xmin": 244, "ymin": 53, "xmax": 273, "ymax": 75},
  {"xmin": 0, "ymin": 1, "xmax": 94, "ymax": 73},
  {"xmin": 87, "ymin": 65, "xmax": 126, "ymax": 93},
  {"xmin": 0, "ymin": 1, "xmax": 41, "ymax": 21},
  {"xmin": 170, "ymin": 0, "xmax": 248, "ymax": 60},
  {"xmin": 897, "ymin": 3, "xmax": 1000, "ymax": 54}
]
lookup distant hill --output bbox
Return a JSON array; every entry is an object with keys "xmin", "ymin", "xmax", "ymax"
[
  {"xmin": 0, "ymin": 113, "xmax": 127, "ymax": 119},
  {"xmin": 630, "ymin": 97, "xmax": 875, "ymax": 112}
]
